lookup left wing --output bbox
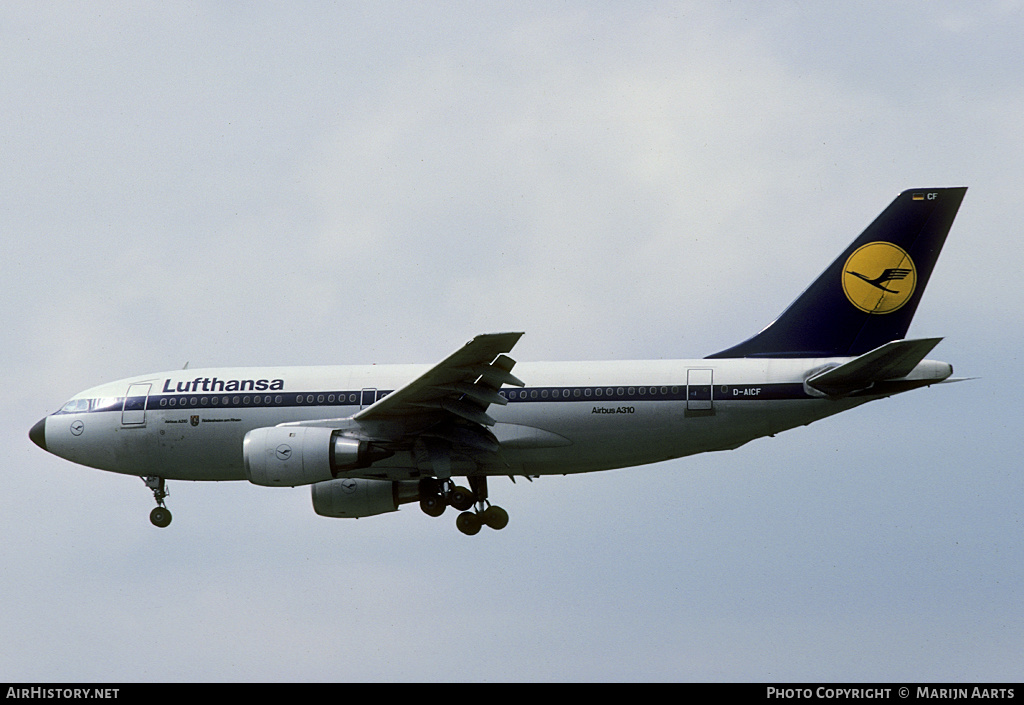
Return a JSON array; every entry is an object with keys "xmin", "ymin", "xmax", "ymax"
[
  {"xmin": 354, "ymin": 331, "xmax": 524, "ymax": 428},
  {"xmin": 285, "ymin": 332, "xmax": 525, "ymax": 473}
]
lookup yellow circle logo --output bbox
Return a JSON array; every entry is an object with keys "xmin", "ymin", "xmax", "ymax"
[{"xmin": 841, "ymin": 242, "xmax": 917, "ymax": 314}]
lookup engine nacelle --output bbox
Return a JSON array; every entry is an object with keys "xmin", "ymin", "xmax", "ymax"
[
  {"xmin": 243, "ymin": 426, "xmax": 393, "ymax": 487},
  {"xmin": 311, "ymin": 478, "xmax": 419, "ymax": 518}
]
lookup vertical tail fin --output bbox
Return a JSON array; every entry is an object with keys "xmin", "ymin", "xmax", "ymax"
[{"xmin": 706, "ymin": 187, "xmax": 967, "ymax": 359}]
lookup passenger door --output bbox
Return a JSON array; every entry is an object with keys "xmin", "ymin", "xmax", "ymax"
[
  {"xmin": 686, "ymin": 369, "xmax": 713, "ymax": 411},
  {"xmin": 122, "ymin": 383, "xmax": 151, "ymax": 426}
]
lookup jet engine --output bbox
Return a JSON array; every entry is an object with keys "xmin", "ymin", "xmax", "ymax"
[
  {"xmin": 312, "ymin": 478, "xmax": 420, "ymax": 518},
  {"xmin": 243, "ymin": 426, "xmax": 393, "ymax": 487}
]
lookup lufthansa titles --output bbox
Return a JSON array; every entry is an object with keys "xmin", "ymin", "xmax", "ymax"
[{"xmin": 162, "ymin": 377, "xmax": 284, "ymax": 394}]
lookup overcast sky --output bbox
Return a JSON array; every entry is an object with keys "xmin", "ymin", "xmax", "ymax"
[{"xmin": 3, "ymin": 1, "xmax": 1022, "ymax": 682}]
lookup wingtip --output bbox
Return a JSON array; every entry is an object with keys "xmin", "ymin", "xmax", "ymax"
[{"xmin": 468, "ymin": 331, "xmax": 525, "ymax": 352}]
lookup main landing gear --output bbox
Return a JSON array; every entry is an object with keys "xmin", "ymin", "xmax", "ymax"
[
  {"xmin": 418, "ymin": 476, "xmax": 509, "ymax": 536},
  {"xmin": 142, "ymin": 476, "xmax": 172, "ymax": 528}
]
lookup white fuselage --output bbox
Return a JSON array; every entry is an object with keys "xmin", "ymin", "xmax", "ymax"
[{"xmin": 39, "ymin": 355, "xmax": 931, "ymax": 483}]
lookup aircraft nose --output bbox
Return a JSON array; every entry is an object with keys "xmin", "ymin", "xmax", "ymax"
[{"xmin": 29, "ymin": 417, "xmax": 47, "ymax": 451}]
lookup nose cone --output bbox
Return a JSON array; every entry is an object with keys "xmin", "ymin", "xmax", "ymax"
[{"xmin": 29, "ymin": 417, "xmax": 47, "ymax": 451}]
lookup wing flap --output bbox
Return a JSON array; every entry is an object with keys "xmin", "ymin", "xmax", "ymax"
[
  {"xmin": 454, "ymin": 361, "xmax": 525, "ymax": 388},
  {"xmin": 436, "ymin": 382, "xmax": 509, "ymax": 406}
]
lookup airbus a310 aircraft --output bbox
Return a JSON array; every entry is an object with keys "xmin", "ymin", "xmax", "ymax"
[{"xmin": 30, "ymin": 187, "xmax": 967, "ymax": 535}]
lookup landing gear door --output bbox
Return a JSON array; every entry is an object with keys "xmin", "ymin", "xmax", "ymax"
[
  {"xmin": 122, "ymin": 383, "xmax": 151, "ymax": 426},
  {"xmin": 686, "ymin": 369, "xmax": 713, "ymax": 411}
]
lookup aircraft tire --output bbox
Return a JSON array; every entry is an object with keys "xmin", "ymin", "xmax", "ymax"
[
  {"xmin": 456, "ymin": 511, "xmax": 482, "ymax": 536},
  {"xmin": 420, "ymin": 496, "xmax": 446, "ymax": 517},
  {"xmin": 150, "ymin": 507, "xmax": 172, "ymax": 528},
  {"xmin": 450, "ymin": 486, "xmax": 473, "ymax": 511},
  {"xmin": 481, "ymin": 506, "xmax": 509, "ymax": 530}
]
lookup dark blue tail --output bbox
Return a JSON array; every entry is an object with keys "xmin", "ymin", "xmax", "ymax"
[{"xmin": 707, "ymin": 187, "xmax": 967, "ymax": 359}]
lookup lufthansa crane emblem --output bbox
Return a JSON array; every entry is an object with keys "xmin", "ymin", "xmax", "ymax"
[{"xmin": 841, "ymin": 241, "xmax": 917, "ymax": 314}]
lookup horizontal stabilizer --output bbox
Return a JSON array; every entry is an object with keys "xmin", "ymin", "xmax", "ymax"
[{"xmin": 805, "ymin": 338, "xmax": 945, "ymax": 397}]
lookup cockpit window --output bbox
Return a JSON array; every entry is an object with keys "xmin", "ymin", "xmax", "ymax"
[
  {"xmin": 60, "ymin": 398, "xmax": 90, "ymax": 413},
  {"xmin": 92, "ymin": 397, "xmax": 122, "ymax": 412}
]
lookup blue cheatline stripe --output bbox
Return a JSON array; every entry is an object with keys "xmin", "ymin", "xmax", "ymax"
[
  {"xmin": 501, "ymin": 383, "xmax": 808, "ymax": 403},
  {"xmin": 55, "ymin": 383, "xmax": 812, "ymax": 415}
]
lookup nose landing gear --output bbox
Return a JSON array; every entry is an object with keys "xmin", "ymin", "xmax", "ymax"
[{"xmin": 142, "ymin": 476, "xmax": 172, "ymax": 528}]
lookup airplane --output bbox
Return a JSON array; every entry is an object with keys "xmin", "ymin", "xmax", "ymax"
[{"xmin": 29, "ymin": 187, "xmax": 967, "ymax": 535}]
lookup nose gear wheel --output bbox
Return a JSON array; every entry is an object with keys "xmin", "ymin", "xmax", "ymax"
[{"xmin": 142, "ymin": 476, "xmax": 172, "ymax": 528}]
